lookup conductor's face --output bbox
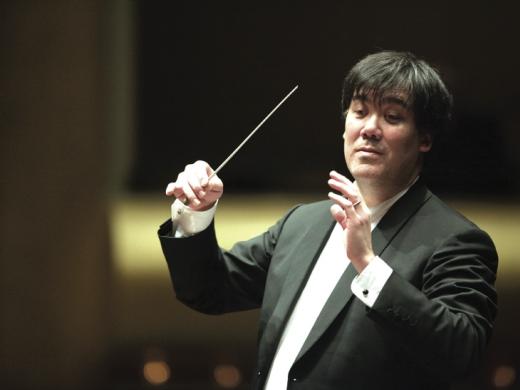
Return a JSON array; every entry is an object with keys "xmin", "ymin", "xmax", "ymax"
[{"xmin": 343, "ymin": 91, "xmax": 432, "ymax": 187}]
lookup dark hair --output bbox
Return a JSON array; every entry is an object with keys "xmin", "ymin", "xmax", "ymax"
[{"xmin": 341, "ymin": 51, "xmax": 453, "ymax": 139}]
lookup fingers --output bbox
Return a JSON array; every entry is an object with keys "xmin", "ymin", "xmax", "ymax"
[
  {"xmin": 187, "ymin": 169, "xmax": 206, "ymax": 199},
  {"xmin": 328, "ymin": 191, "xmax": 362, "ymax": 222},
  {"xmin": 328, "ymin": 191, "xmax": 357, "ymax": 210},
  {"xmin": 180, "ymin": 171, "xmax": 201, "ymax": 207},
  {"xmin": 165, "ymin": 160, "xmax": 224, "ymax": 210},
  {"xmin": 165, "ymin": 182, "xmax": 176, "ymax": 196},
  {"xmin": 328, "ymin": 170, "xmax": 368, "ymax": 229},
  {"xmin": 206, "ymin": 175, "xmax": 224, "ymax": 196},
  {"xmin": 329, "ymin": 170, "xmax": 350, "ymax": 184},
  {"xmin": 328, "ymin": 170, "xmax": 360, "ymax": 204},
  {"xmin": 165, "ymin": 174, "xmax": 188, "ymax": 200},
  {"xmin": 330, "ymin": 204, "xmax": 348, "ymax": 229}
]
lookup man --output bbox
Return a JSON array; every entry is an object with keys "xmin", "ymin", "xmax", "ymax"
[{"xmin": 158, "ymin": 51, "xmax": 498, "ymax": 389}]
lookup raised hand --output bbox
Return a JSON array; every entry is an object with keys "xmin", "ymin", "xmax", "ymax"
[
  {"xmin": 327, "ymin": 170, "xmax": 374, "ymax": 272},
  {"xmin": 165, "ymin": 160, "xmax": 224, "ymax": 211}
]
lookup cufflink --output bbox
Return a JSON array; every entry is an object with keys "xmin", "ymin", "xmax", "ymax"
[
  {"xmin": 362, "ymin": 289, "xmax": 369, "ymax": 296},
  {"xmin": 178, "ymin": 198, "xmax": 189, "ymax": 214},
  {"xmin": 172, "ymin": 198, "xmax": 188, "ymax": 215}
]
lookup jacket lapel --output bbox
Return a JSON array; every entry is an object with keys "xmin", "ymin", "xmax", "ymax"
[
  {"xmin": 295, "ymin": 262, "xmax": 357, "ymax": 361},
  {"xmin": 371, "ymin": 180, "xmax": 431, "ymax": 255},
  {"xmin": 258, "ymin": 204, "xmax": 335, "ymax": 370},
  {"xmin": 295, "ymin": 180, "xmax": 431, "ymax": 362}
]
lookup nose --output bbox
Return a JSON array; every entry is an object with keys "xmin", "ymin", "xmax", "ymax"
[{"xmin": 360, "ymin": 114, "xmax": 382, "ymax": 141}]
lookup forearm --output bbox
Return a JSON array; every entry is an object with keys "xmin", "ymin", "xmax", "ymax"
[
  {"xmin": 159, "ymin": 220, "xmax": 231, "ymax": 313},
  {"xmin": 158, "ymin": 211, "xmax": 287, "ymax": 314}
]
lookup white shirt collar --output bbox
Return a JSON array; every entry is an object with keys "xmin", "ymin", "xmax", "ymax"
[{"xmin": 354, "ymin": 176, "xmax": 419, "ymax": 230}]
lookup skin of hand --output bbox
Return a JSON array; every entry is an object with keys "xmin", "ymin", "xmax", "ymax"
[
  {"xmin": 165, "ymin": 160, "xmax": 224, "ymax": 211},
  {"xmin": 327, "ymin": 170, "xmax": 374, "ymax": 273}
]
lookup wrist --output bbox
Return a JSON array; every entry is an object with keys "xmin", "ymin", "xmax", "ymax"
[
  {"xmin": 197, "ymin": 201, "xmax": 217, "ymax": 212},
  {"xmin": 352, "ymin": 253, "xmax": 375, "ymax": 273}
]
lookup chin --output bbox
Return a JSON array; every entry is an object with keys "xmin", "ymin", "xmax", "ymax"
[{"xmin": 350, "ymin": 165, "xmax": 384, "ymax": 181}]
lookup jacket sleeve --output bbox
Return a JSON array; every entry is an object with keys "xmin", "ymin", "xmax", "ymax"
[
  {"xmin": 158, "ymin": 205, "xmax": 300, "ymax": 314},
  {"xmin": 368, "ymin": 227, "xmax": 498, "ymax": 380}
]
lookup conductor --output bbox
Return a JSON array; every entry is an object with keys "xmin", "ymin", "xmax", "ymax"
[{"xmin": 158, "ymin": 51, "xmax": 498, "ymax": 390}]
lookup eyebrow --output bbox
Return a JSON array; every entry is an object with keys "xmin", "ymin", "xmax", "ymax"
[{"xmin": 352, "ymin": 94, "xmax": 410, "ymax": 108}]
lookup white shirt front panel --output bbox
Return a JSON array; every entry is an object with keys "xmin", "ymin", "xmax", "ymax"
[{"xmin": 263, "ymin": 223, "xmax": 349, "ymax": 390}]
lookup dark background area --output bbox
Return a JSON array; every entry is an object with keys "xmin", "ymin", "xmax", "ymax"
[{"xmin": 131, "ymin": 1, "xmax": 519, "ymax": 197}]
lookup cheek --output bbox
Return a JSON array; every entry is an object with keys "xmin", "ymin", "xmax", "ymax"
[
  {"xmin": 386, "ymin": 128, "xmax": 420, "ymax": 153},
  {"xmin": 344, "ymin": 118, "xmax": 359, "ymax": 143},
  {"xmin": 343, "ymin": 129, "xmax": 356, "ymax": 155},
  {"xmin": 343, "ymin": 133, "xmax": 356, "ymax": 168}
]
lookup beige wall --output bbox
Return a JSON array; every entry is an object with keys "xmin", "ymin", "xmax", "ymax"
[{"xmin": 0, "ymin": 2, "xmax": 111, "ymax": 388}]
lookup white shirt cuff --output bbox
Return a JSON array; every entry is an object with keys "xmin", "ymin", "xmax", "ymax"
[
  {"xmin": 171, "ymin": 198, "xmax": 218, "ymax": 237},
  {"xmin": 351, "ymin": 256, "xmax": 393, "ymax": 307}
]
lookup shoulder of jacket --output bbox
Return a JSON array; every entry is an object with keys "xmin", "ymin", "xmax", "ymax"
[{"xmin": 423, "ymin": 192, "xmax": 487, "ymax": 234}]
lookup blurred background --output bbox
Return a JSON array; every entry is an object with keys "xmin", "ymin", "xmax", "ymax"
[{"xmin": 1, "ymin": 1, "xmax": 519, "ymax": 389}]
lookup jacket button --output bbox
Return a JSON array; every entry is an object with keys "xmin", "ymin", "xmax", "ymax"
[
  {"xmin": 291, "ymin": 377, "xmax": 297, "ymax": 382},
  {"xmin": 257, "ymin": 371, "xmax": 262, "ymax": 376}
]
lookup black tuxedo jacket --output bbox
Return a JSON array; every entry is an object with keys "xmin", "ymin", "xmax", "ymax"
[{"xmin": 158, "ymin": 181, "xmax": 498, "ymax": 390}]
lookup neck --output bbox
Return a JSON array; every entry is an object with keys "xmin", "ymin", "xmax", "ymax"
[{"xmin": 356, "ymin": 171, "xmax": 419, "ymax": 208}]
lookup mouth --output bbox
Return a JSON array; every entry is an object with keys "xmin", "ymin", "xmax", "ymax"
[{"xmin": 355, "ymin": 146, "xmax": 383, "ymax": 155}]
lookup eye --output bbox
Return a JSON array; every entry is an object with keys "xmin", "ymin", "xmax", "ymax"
[
  {"xmin": 348, "ymin": 100, "xmax": 367, "ymax": 118},
  {"xmin": 352, "ymin": 108, "xmax": 366, "ymax": 118},
  {"xmin": 385, "ymin": 112, "xmax": 404, "ymax": 124}
]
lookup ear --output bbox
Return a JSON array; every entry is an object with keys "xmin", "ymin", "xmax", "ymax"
[{"xmin": 419, "ymin": 133, "xmax": 432, "ymax": 152}]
